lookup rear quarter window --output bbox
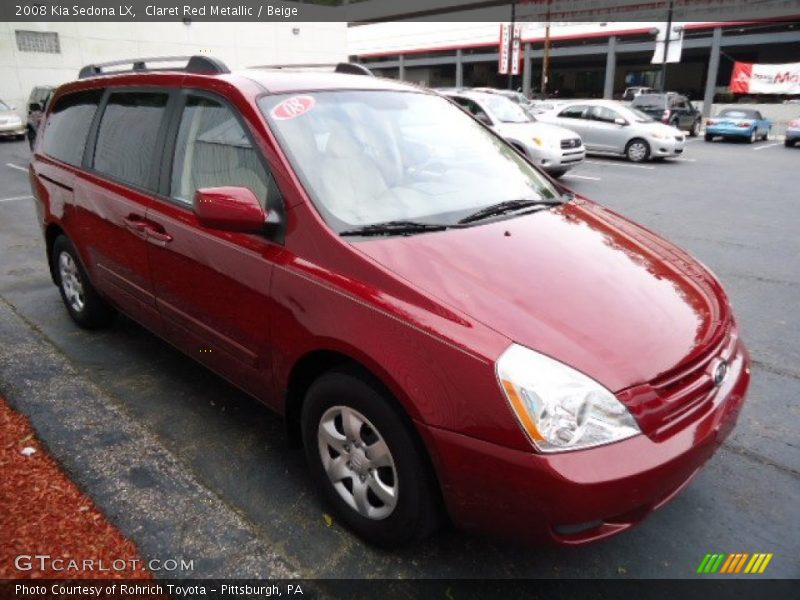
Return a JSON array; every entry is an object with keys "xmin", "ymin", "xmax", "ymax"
[
  {"xmin": 93, "ymin": 91, "xmax": 169, "ymax": 190},
  {"xmin": 41, "ymin": 89, "xmax": 103, "ymax": 166}
]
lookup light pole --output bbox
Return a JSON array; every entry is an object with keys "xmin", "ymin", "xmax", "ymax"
[
  {"xmin": 541, "ymin": 0, "xmax": 551, "ymax": 96},
  {"xmin": 507, "ymin": 0, "xmax": 516, "ymax": 90},
  {"xmin": 660, "ymin": 0, "xmax": 674, "ymax": 92}
]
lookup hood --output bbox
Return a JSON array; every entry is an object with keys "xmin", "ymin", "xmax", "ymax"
[
  {"xmin": 638, "ymin": 120, "xmax": 683, "ymax": 135},
  {"xmin": 495, "ymin": 121, "xmax": 580, "ymax": 143},
  {"xmin": 354, "ymin": 200, "xmax": 729, "ymax": 392},
  {"xmin": 0, "ymin": 108, "xmax": 20, "ymax": 119}
]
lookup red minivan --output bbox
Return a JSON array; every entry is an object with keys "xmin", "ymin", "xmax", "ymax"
[{"xmin": 29, "ymin": 56, "xmax": 750, "ymax": 548}]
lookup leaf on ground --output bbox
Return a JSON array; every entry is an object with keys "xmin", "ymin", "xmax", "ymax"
[{"xmin": 323, "ymin": 513, "xmax": 333, "ymax": 527}]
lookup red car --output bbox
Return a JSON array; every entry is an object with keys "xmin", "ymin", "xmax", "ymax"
[{"xmin": 29, "ymin": 56, "xmax": 750, "ymax": 548}]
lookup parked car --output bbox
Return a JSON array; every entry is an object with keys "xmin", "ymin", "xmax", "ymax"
[
  {"xmin": 622, "ymin": 86, "xmax": 656, "ymax": 101},
  {"xmin": 631, "ymin": 93, "xmax": 702, "ymax": 136},
  {"xmin": 0, "ymin": 99, "xmax": 26, "ymax": 140},
  {"xmin": 26, "ymin": 85, "xmax": 55, "ymax": 150},
  {"xmin": 785, "ymin": 117, "xmax": 800, "ymax": 147},
  {"xmin": 537, "ymin": 99, "xmax": 686, "ymax": 162},
  {"xmin": 441, "ymin": 90, "xmax": 585, "ymax": 177},
  {"xmin": 31, "ymin": 56, "xmax": 750, "ymax": 548},
  {"xmin": 705, "ymin": 109, "xmax": 772, "ymax": 143}
]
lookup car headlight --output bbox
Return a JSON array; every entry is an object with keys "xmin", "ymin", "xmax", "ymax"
[
  {"xmin": 650, "ymin": 132, "xmax": 668, "ymax": 140},
  {"xmin": 496, "ymin": 344, "xmax": 641, "ymax": 453},
  {"xmin": 532, "ymin": 137, "xmax": 544, "ymax": 146}
]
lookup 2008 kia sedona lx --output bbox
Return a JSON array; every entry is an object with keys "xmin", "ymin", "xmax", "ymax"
[{"xmin": 29, "ymin": 56, "xmax": 750, "ymax": 547}]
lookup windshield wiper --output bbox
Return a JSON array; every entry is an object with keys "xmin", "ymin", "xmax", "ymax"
[
  {"xmin": 340, "ymin": 220, "xmax": 449, "ymax": 237},
  {"xmin": 457, "ymin": 197, "xmax": 563, "ymax": 225}
]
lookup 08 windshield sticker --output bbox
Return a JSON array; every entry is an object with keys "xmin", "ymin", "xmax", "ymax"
[{"xmin": 270, "ymin": 95, "xmax": 316, "ymax": 120}]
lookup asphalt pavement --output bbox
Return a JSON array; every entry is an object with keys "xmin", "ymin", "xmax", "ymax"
[{"xmin": 0, "ymin": 136, "xmax": 798, "ymax": 579}]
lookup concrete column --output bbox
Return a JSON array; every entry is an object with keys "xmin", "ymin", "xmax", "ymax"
[
  {"xmin": 702, "ymin": 28, "xmax": 722, "ymax": 119},
  {"xmin": 455, "ymin": 49, "xmax": 464, "ymax": 88},
  {"xmin": 522, "ymin": 43, "xmax": 532, "ymax": 97},
  {"xmin": 603, "ymin": 36, "xmax": 617, "ymax": 99},
  {"xmin": 398, "ymin": 54, "xmax": 405, "ymax": 81}
]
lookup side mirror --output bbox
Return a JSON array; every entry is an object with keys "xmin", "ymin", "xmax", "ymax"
[
  {"xmin": 614, "ymin": 118, "xmax": 628, "ymax": 126},
  {"xmin": 28, "ymin": 102, "xmax": 42, "ymax": 112},
  {"xmin": 194, "ymin": 186, "xmax": 272, "ymax": 233}
]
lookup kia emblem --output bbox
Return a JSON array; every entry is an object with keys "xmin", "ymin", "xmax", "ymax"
[{"xmin": 713, "ymin": 360, "xmax": 728, "ymax": 386}]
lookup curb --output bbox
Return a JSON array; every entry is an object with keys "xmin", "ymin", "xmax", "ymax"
[{"xmin": 0, "ymin": 297, "xmax": 298, "ymax": 579}]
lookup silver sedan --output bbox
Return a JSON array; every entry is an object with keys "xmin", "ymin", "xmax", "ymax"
[
  {"xmin": 537, "ymin": 100, "xmax": 686, "ymax": 163},
  {"xmin": 441, "ymin": 90, "xmax": 585, "ymax": 178}
]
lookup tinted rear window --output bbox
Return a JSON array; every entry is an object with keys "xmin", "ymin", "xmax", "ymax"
[
  {"xmin": 631, "ymin": 94, "xmax": 666, "ymax": 107},
  {"xmin": 93, "ymin": 91, "xmax": 169, "ymax": 190},
  {"xmin": 719, "ymin": 109, "xmax": 759, "ymax": 119},
  {"xmin": 41, "ymin": 89, "xmax": 103, "ymax": 166}
]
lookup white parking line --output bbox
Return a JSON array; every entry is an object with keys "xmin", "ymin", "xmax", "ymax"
[
  {"xmin": 673, "ymin": 157, "xmax": 697, "ymax": 162},
  {"xmin": 0, "ymin": 195, "xmax": 33, "ymax": 203},
  {"xmin": 566, "ymin": 174, "xmax": 602, "ymax": 181},
  {"xmin": 5, "ymin": 162, "xmax": 28, "ymax": 172},
  {"xmin": 584, "ymin": 159, "xmax": 655, "ymax": 170},
  {"xmin": 753, "ymin": 142, "xmax": 782, "ymax": 151}
]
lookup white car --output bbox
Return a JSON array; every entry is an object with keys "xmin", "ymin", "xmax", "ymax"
[
  {"xmin": 537, "ymin": 99, "xmax": 686, "ymax": 162},
  {"xmin": 441, "ymin": 90, "xmax": 585, "ymax": 178},
  {"xmin": 0, "ymin": 99, "xmax": 25, "ymax": 140}
]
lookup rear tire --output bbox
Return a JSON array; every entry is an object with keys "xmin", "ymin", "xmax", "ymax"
[
  {"xmin": 52, "ymin": 235, "xmax": 116, "ymax": 329},
  {"xmin": 301, "ymin": 367, "xmax": 441, "ymax": 548},
  {"xmin": 786, "ymin": 139, "xmax": 795, "ymax": 147},
  {"xmin": 704, "ymin": 133, "xmax": 713, "ymax": 142},
  {"xmin": 625, "ymin": 138, "xmax": 650, "ymax": 162},
  {"xmin": 689, "ymin": 120, "xmax": 700, "ymax": 137},
  {"xmin": 748, "ymin": 130, "xmax": 756, "ymax": 144}
]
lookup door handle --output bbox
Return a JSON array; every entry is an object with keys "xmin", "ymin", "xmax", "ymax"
[
  {"xmin": 141, "ymin": 223, "xmax": 173, "ymax": 246},
  {"xmin": 123, "ymin": 215, "xmax": 148, "ymax": 238}
]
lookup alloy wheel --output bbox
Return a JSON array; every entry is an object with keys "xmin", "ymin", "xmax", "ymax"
[
  {"xmin": 628, "ymin": 141, "xmax": 648, "ymax": 162},
  {"xmin": 317, "ymin": 405, "xmax": 398, "ymax": 520},
  {"xmin": 58, "ymin": 251, "xmax": 85, "ymax": 313}
]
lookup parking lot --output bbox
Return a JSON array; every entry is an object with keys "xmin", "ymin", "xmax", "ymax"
[{"xmin": 0, "ymin": 135, "xmax": 798, "ymax": 579}]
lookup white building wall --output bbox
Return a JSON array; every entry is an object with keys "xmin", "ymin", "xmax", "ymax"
[
  {"xmin": 0, "ymin": 21, "xmax": 347, "ymax": 117},
  {"xmin": 348, "ymin": 21, "xmax": 692, "ymax": 57}
]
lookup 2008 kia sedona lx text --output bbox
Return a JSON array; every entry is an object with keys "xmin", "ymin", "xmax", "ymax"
[{"xmin": 29, "ymin": 56, "xmax": 750, "ymax": 548}]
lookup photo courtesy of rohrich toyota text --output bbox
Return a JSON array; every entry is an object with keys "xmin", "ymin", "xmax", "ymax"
[{"xmin": 0, "ymin": 0, "xmax": 798, "ymax": 598}]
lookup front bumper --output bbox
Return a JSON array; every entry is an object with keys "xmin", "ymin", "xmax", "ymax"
[
  {"xmin": 0, "ymin": 121, "xmax": 26, "ymax": 136},
  {"xmin": 529, "ymin": 145, "xmax": 586, "ymax": 172},
  {"xmin": 421, "ymin": 341, "xmax": 750, "ymax": 546},
  {"xmin": 649, "ymin": 135, "xmax": 685, "ymax": 157}
]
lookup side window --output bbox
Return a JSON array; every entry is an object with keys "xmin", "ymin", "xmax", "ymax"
[
  {"xmin": 588, "ymin": 106, "xmax": 620, "ymax": 123},
  {"xmin": 93, "ymin": 91, "xmax": 168, "ymax": 189},
  {"xmin": 170, "ymin": 95, "xmax": 276, "ymax": 209},
  {"xmin": 558, "ymin": 105, "xmax": 588, "ymax": 119},
  {"xmin": 41, "ymin": 89, "xmax": 103, "ymax": 166},
  {"xmin": 452, "ymin": 97, "xmax": 491, "ymax": 123}
]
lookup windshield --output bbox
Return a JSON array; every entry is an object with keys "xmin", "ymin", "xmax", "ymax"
[
  {"xmin": 0, "ymin": 100, "xmax": 9, "ymax": 111},
  {"xmin": 481, "ymin": 95, "xmax": 530, "ymax": 123},
  {"xmin": 260, "ymin": 91, "xmax": 559, "ymax": 233},
  {"xmin": 631, "ymin": 94, "xmax": 666, "ymax": 108}
]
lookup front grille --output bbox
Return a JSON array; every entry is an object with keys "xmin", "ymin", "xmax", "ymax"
[
  {"xmin": 561, "ymin": 138, "xmax": 581, "ymax": 149},
  {"xmin": 618, "ymin": 322, "xmax": 737, "ymax": 440}
]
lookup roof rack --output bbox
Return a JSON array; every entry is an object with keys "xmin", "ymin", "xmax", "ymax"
[
  {"xmin": 250, "ymin": 62, "xmax": 374, "ymax": 77},
  {"xmin": 78, "ymin": 55, "xmax": 230, "ymax": 79}
]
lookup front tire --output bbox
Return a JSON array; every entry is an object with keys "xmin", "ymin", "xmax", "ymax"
[
  {"xmin": 549, "ymin": 169, "xmax": 567, "ymax": 179},
  {"xmin": 625, "ymin": 138, "xmax": 650, "ymax": 162},
  {"xmin": 301, "ymin": 367, "xmax": 441, "ymax": 548},
  {"xmin": 52, "ymin": 235, "xmax": 116, "ymax": 329}
]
